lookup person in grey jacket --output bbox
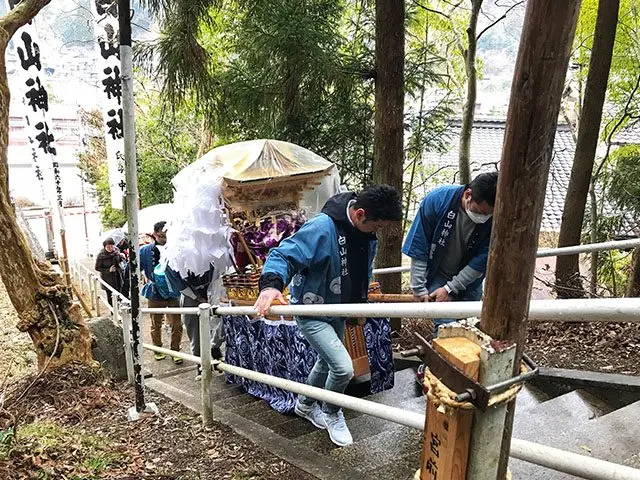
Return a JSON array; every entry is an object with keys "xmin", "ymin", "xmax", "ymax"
[{"xmin": 166, "ymin": 264, "xmax": 224, "ymax": 380}]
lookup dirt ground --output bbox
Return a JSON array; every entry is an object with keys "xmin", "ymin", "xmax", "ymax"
[
  {"xmin": 0, "ymin": 277, "xmax": 315, "ymax": 480},
  {"xmin": 393, "ymin": 317, "xmax": 640, "ymax": 376},
  {"xmin": 0, "ymin": 364, "xmax": 316, "ymax": 480},
  {"xmin": 0, "ymin": 279, "xmax": 37, "ymax": 383}
]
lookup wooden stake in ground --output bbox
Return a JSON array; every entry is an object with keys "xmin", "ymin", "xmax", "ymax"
[
  {"xmin": 0, "ymin": 0, "xmax": 93, "ymax": 369},
  {"xmin": 420, "ymin": 336, "xmax": 480, "ymax": 480},
  {"xmin": 479, "ymin": 0, "xmax": 581, "ymax": 477}
]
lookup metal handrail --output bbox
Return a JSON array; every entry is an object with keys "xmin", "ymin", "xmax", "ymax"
[
  {"xmin": 213, "ymin": 297, "xmax": 640, "ymax": 323},
  {"xmin": 72, "ymin": 260, "xmax": 130, "ymax": 303},
  {"xmin": 139, "ymin": 340, "xmax": 640, "ymax": 480},
  {"xmin": 372, "ymin": 238, "xmax": 640, "ymax": 275}
]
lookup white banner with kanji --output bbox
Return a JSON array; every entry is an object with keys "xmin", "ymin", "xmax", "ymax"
[
  {"xmin": 8, "ymin": 0, "xmax": 62, "ymax": 209},
  {"xmin": 91, "ymin": 0, "xmax": 126, "ymax": 210}
]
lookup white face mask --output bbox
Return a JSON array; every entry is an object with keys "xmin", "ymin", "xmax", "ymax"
[{"xmin": 466, "ymin": 208, "xmax": 492, "ymax": 224}]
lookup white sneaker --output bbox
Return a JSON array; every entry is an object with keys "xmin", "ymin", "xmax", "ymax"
[
  {"xmin": 294, "ymin": 400, "xmax": 326, "ymax": 429},
  {"xmin": 322, "ymin": 410, "xmax": 353, "ymax": 447}
]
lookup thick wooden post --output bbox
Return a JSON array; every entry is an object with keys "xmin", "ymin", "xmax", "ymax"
[{"xmin": 479, "ymin": 0, "xmax": 581, "ymax": 477}]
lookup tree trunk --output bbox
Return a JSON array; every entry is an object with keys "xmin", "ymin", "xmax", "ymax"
[
  {"xmin": 555, "ymin": 0, "xmax": 620, "ymax": 298},
  {"xmin": 457, "ymin": 0, "xmax": 482, "ymax": 185},
  {"xmin": 627, "ymin": 248, "xmax": 640, "ymax": 297},
  {"xmin": 195, "ymin": 117, "xmax": 214, "ymax": 159},
  {"xmin": 373, "ymin": 0, "xmax": 404, "ymax": 326},
  {"xmin": 0, "ymin": 0, "xmax": 93, "ymax": 370},
  {"xmin": 479, "ymin": 0, "xmax": 580, "ymax": 476}
]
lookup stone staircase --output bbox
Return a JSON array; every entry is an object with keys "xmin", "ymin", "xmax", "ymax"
[{"xmin": 147, "ymin": 363, "xmax": 640, "ymax": 480}]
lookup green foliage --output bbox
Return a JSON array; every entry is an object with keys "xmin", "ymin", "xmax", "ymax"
[
  {"xmin": 591, "ymin": 143, "xmax": 640, "ymax": 295},
  {"xmin": 572, "ymin": 0, "xmax": 640, "ymax": 137},
  {"xmin": 77, "ymin": 86, "xmax": 202, "ymax": 229},
  {"xmin": 0, "ymin": 427, "xmax": 15, "ymax": 459},
  {"xmin": 135, "ymin": 85, "xmax": 202, "ymax": 207},
  {"xmin": 141, "ymin": 0, "xmax": 457, "ymax": 189},
  {"xmin": 605, "ymin": 144, "xmax": 640, "ymax": 214}
]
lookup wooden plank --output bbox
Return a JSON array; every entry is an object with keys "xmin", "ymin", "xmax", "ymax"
[
  {"xmin": 421, "ymin": 336, "xmax": 480, "ymax": 480},
  {"xmin": 433, "ymin": 337, "xmax": 481, "ymax": 381},
  {"xmin": 368, "ymin": 293, "xmax": 414, "ymax": 302},
  {"xmin": 344, "ymin": 324, "xmax": 371, "ymax": 377}
]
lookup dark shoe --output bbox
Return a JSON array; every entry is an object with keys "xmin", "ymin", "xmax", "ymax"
[{"xmin": 211, "ymin": 346, "xmax": 223, "ymax": 360}]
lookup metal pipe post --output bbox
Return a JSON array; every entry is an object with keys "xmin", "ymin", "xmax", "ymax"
[
  {"xmin": 113, "ymin": 295, "xmax": 120, "ymax": 325},
  {"xmin": 121, "ymin": 305, "xmax": 135, "ymax": 385},
  {"xmin": 119, "ymin": 0, "xmax": 145, "ymax": 414},
  {"xmin": 88, "ymin": 274, "xmax": 95, "ymax": 310},
  {"xmin": 198, "ymin": 303, "xmax": 214, "ymax": 426},
  {"xmin": 94, "ymin": 277, "xmax": 101, "ymax": 316}
]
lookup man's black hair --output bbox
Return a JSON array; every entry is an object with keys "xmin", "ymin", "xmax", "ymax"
[
  {"xmin": 469, "ymin": 172, "xmax": 499, "ymax": 207},
  {"xmin": 353, "ymin": 184, "xmax": 403, "ymax": 222},
  {"xmin": 103, "ymin": 237, "xmax": 115, "ymax": 247},
  {"xmin": 153, "ymin": 221, "xmax": 167, "ymax": 233}
]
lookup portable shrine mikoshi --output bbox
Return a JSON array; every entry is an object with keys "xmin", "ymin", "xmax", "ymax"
[{"xmin": 204, "ymin": 140, "xmax": 376, "ymax": 377}]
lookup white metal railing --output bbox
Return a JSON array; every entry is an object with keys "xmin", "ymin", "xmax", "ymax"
[
  {"xmin": 136, "ymin": 305, "xmax": 640, "ymax": 480},
  {"xmin": 372, "ymin": 238, "xmax": 640, "ymax": 275},
  {"xmin": 70, "ymin": 260, "xmax": 130, "ymax": 318},
  {"xmin": 211, "ymin": 298, "xmax": 640, "ymax": 323},
  {"xmin": 69, "ymin": 256, "xmax": 640, "ymax": 478}
]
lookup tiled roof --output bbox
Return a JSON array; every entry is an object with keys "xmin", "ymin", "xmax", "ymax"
[
  {"xmin": 419, "ymin": 120, "xmax": 638, "ymax": 235},
  {"xmin": 612, "ymin": 123, "xmax": 640, "ymax": 145}
]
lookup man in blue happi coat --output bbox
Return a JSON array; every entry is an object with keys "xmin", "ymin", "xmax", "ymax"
[
  {"xmin": 254, "ymin": 184, "xmax": 403, "ymax": 447},
  {"xmin": 403, "ymin": 172, "xmax": 498, "ymax": 335}
]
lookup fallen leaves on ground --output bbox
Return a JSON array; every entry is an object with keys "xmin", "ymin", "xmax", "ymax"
[
  {"xmin": 0, "ymin": 364, "xmax": 316, "ymax": 480},
  {"xmin": 393, "ymin": 316, "xmax": 640, "ymax": 376}
]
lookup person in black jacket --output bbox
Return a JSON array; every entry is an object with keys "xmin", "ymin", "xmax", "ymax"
[{"xmin": 95, "ymin": 237, "xmax": 123, "ymax": 306}]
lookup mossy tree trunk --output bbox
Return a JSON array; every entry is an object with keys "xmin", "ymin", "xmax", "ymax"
[{"xmin": 0, "ymin": 0, "xmax": 93, "ymax": 370}]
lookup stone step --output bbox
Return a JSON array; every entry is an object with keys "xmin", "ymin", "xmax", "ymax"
[
  {"xmin": 329, "ymin": 427, "xmax": 423, "ymax": 474},
  {"xmin": 368, "ymin": 450, "xmax": 421, "ymax": 480},
  {"xmin": 296, "ymin": 411, "xmax": 406, "ymax": 456},
  {"xmin": 231, "ymin": 396, "xmax": 297, "ymax": 430},
  {"xmin": 510, "ymin": 389, "xmax": 618, "ymax": 480},
  {"xmin": 565, "ymin": 400, "xmax": 640, "ymax": 467},
  {"xmin": 514, "ymin": 383, "xmax": 554, "ymax": 414},
  {"xmin": 364, "ymin": 367, "xmax": 424, "ymax": 407},
  {"xmin": 513, "ymin": 389, "xmax": 614, "ymax": 442}
]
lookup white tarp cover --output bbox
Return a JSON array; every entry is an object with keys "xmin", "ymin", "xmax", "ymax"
[{"xmin": 165, "ymin": 140, "xmax": 340, "ymax": 278}]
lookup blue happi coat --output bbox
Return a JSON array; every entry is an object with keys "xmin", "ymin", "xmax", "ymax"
[
  {"xmin": 262, "ymin": 213, "xmax": 377, "ymax": 319},
  {"xmin": 402, "ymin": 185, "xmax": 492, "ymax": 291}
]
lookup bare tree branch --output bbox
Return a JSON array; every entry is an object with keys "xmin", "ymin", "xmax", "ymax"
[
  {"xmin": 476, "ymin": 0, "xmax": 524, "ymax": 41},
  {"xmin": 0, "ymin": 0, "xmax": 51, "ymax": 44},
  {"xmin": 413, "ymin": 0, "xmax": 451, "ymax": 19}
]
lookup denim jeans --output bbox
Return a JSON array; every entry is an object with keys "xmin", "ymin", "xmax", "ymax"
[
  {"xmin": 428, "ymin": 273, "xmax": 483, "ymax": 337},
  {"xmin": 296, "ymin": 316, "xmax": 354, "ymax": 414}
]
